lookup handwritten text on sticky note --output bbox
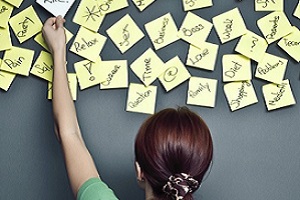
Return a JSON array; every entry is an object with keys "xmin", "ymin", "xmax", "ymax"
[
  {"xmin": 100, "ymin": 60, "xmax": 128, "ymax": 89},
  {"xmin": 182, "ymin": 0, "xmax": 213, "ymax": 11},
  {"xmin": 36, "ymin": 0, "xmax": 75, "ymax": 17}
]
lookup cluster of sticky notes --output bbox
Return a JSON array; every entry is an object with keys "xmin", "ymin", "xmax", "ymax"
[{"xmin": 1, "ymin": 0, "xmax": 299, "ymax": 114}]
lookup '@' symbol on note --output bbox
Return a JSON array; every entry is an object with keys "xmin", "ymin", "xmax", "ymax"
[{"xmin": 251, "ymin": 36, "xmax": 259, "ymax": 52}]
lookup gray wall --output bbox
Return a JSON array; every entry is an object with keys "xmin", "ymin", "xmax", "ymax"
[{"xmin": 1, "ymin": 0, "xmax": 300, "ymax": 199}]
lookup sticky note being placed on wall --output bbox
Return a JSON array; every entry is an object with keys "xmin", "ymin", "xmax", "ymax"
[
  {"xmin": 70, "ymin": 26, "xmax": 107, "ymax": 62},
  {"xmin": 100, "ymin": 60, "xmax": 128, "ymax": 89},
  {"xmin": 262, "ymin": 79, "xmax": 296, "ymax": 111},
  {"xmin": 145, "ymin": 12, "xmax": 179, "ymax": 50},
  {"xmin": 186, "ymin": 42, "xmax": 219, "ymax": 71},
  {"xmin": 255, "ymin": 0, "xmax": 283, "ymax": 11},
  {"xmin": 106, "ymin": 14, "xmax": 144, "ymax": 54},
  {"xmin": 294, "ymin": 1, "xmax": 300, "ymax": 20},
  {"xmin": 182, "ymin": 0, "xmax": 213, "ymax": 11},
  {"xmin": 130, "ymin": 48, "xmax": 166, "ymax": 86},
  {"xmin": 278, "ymin": 27, "xmax": 300, "ymax": 62},
  {"xmin": 74, "ymin": 57, "xmax": 104, "ymax": 90},
  {"xmin": 0, "ymin": 46, "xmax": 34, "ymax": 76},
  {"xmin": 73, "ymin": 0, "xmax": 105, "ymax": 32},
  {"xmin": 36, "ymin": 0, "xmax": 75, "ymax": 17},
  {"xmin": 0, "ymin": 27, "xmax": 12, "ymax": 51},
  {"xmin": 126, "ymin": 83, "xmax": 157, "ymax": 115},
  {"xmin": 48, "ymin": 73, "xmax": 77, "ymax": 101},
  {"xmin": 158, "ymin": 56, "xmax": 191, "ymax": 92},
  {"xmin": 224, "ymin": 81, "xmax": 258, "ymax": 111},
  {"xmin": 132, "ymin": 0, "xmax": 156, "ymax": 11},
  {"xmin": 257, "ymin": 11, "xmax": 293, "ymax": 44},
  {"xmin": 235, "ymin": 30, "xmax": 268, "ymax": 63},
  {"xmin": 0, "ymin": 59, "xmax": 16, "ymax": 91},
  {"xmin": 30, "ymin": 51, "xmax": 53, "ymax": 82},
  {"xmin": 255, "ymin": 53, "xmax": 288, "ymax": 84},
  {"xmin": 0, "ymin": 0, "xmax": 14, "ymax": 28},
  {"xmin": 212, "ymin": 8, "xmax": 247, "ymax": 44},
  {"xmin": 34, "ymin": 28, "xmax": 73, "ymax": 52},
  {"xmin": 9, "ymin": 5, "xmax": 43, "ymax": 43},
  {"xmin": 178, "ymin": 12, "xmax": 213, "ymax": 47},
  {"xmin": 222, "ymin": 54, "xmax": 252, "ymax": 82},
  {"xmin": 3, "ymin": 0, "xmax": 23, "ymax": 8},
  {"xmin": 187, "ymin": 76, "xmax": 218, "ymax": 108}
]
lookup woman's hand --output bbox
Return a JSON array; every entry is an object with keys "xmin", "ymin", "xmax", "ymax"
[{"xmin": 42, "ymin": 16, "xmax": 66, "ymax": 55}]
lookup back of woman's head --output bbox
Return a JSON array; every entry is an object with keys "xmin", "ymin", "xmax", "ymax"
[{"xmin": 135, "ymin": 107, "xmax": 213, "ymax": 200}]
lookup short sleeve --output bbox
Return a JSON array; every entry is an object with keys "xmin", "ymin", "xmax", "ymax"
[{"xmin": 77, "ymin": 178, "xmax": 119, "ymax": 200}]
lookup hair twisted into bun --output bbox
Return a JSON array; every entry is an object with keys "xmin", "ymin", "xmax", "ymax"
[{"xmin": 135, "ymin": 107, "xmax": 213, "ymax": 200}]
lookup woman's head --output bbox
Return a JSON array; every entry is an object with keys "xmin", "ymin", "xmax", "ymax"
[{"xmin": 135, "ymin": 107, "xmax": 213, "ymax": 200}]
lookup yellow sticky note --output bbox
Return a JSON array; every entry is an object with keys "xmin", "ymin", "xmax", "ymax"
[
  {"xmin": 132, "ymin": 0, "xmax": 155, "ymax": 11},
  {"xmin": 212, "ymin": 8, "xmax": 247, "ymax": 44},
  {"xmin": 222, "ymin": 54, "xmax": 252, "ymax": 82},
  {"xmin": 187, "ymin": 77, "xmax": 218, "ymax": 108},
  {"xmin": 0, "ymin": 46, "xmax": 34, "ymax": 76},
  {"xmin": 235, "ymin": 30, "xmax": 268, "ymax": 63},
  {"xmin": 257, "ymin": 11, "xmax": 293, "ymax": 44},
  {"xmin": 294, "ymin": 1, "xmax": 300, "ymax": 20},
  {"xmin": 70, "ymin": 26, "xmax": 107, "ymax": 62},
  {"xmin": 278, "ymin": 27, "xmax": 300, "ymax": 62},
  {"xmin": 97, "ymin": 0, "xmax": 128, "ymax": 15},
  {"xmin": 34, "ymin": 28, "xmax": 74, "ymax": 52},
  {"xmin": 186, "ymin": 42, "xmax": 219, "ymax": 71},
  {"xmin": 255, "ymin": 53, "xmax": 288, "ymax": 84},
  {"xmin": 0, "ymin": 59, "xmax": 16, "ymax": 91},
  {"xmin": 158, "ymin": 56, "xmax": 191, "ymax": 92},
  {"xmin": 224, "ymin": 81, "xmax": 258, "ymax": 111},
  {"xmin": 106, "ymin": 14, "xmax": 144, "ymax": 54},
  {"xmin": 0, "ymin": 27, "xmax": 12, "ymax": 51},
  {"xmin": 3, "ymin": 0, "xmax": 23, "ymax": 8},
  {"xmin": 262, "ymin": 80, "xmax": 296, "ymax": 111},
  {"xmin": 178, "ymin": 12, "xmax": 213, "ymax": 46},
  {"xmin": 0, "ymin": 0, "xmax": 14, "ymax": 28},
  {"xmin": 126, "ymin": 83, "xmax": 157, "ymax": 115},
  {"xmin": 30, "ymin": 51, "xmax": 53, "ymax": 82},
  {"xmin": 100, "ymin": 60, "xmax": 128, "ymax": 89},
  {"xmin": 73, "ymin": 0, "xmax": 106, "ymax": 32},
  {"xmin": 74, "ymin": 57, "xmax": 104, "ymax": 90},
  {"xmin": 9, "ymin": 5, "xmax": 43, "ymax": 43},
  {"xmin": 48, "ymin": 73, "xmax": 77, "ymax": 101},
  {"xmin": 182, "ymin": 0, "xmax": 213, "ymax": 11},
  {"xmin": 130, "ymin": 48, "xmax": 166, "ymax": 86},
  {"xmin": 255, "ymin": 0, "xmax": 283, "ymax": 11},
  {"xmin": 145, "ymin": 12, "xmax": 179, "ymax": 50}
]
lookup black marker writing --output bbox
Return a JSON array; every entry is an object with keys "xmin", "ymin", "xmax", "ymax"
[
  {"xmin": 83, "ymin": 61, "xmax": 95, "ymax": 81},
  {"xmin": 4, "ymin": 57, "xmax": 25, "ymax": 69},
  {"xmin": 0, "ymin": 6, "xmax": 9, "ymax": 14},
  {"xmin": 283, "ymin": 38, "xmax": 300, "ymax": 47},
  {"xmin": 163, "ymin": 66, "xmax": 178, "ymax": 82},
  {"xmin": 223, "ymin": 19, "xmax": 233, "ymax": 40},
  {"xmin": 135, "ymin": 0, "xmax": 145, "ymax": 6},
  {"xmin": 250, "ymin": 36, "xmax": 259, "ymax": 52},
  {"xmin": 83, "ymin": 6, "xmax": 100, "ymax": 22},
  {"xmin": 257, "ymin": 60, "xmax": 284, "ymax": 75},
  {"xmin": 101, "ymin": 65, "xmax": 121, "ymax": 86},
  {"xmin": 142, "ymin": 58, "xmax": 152, "ymax": 81},
  {"xmin": 154, "ymin": 17, "xmax": 169, "ymax": 44},
  {"xmin": 182, "ymin": 24, "xmax": 204, "ymax": 37},
  {"xmin": 74, "ymin": 38, "xmax": 99, "ymax": 52},
  {"xmin": 230, "ymin": 81, "xmax": 251, "ymax": 109},
  {"xmin": 189, "ymin": 48, "xmax": 209, "ymax": 65},
  {"xmin": 266, "ymin": 16, "xmax": 280, "ymax": 40},
  {"xmin": 34, "ymin": 62, "xmax": 53, "ymax": 74},
  {"xmin": 269, "ymin": 82, "xmax": 287, "ymax": 106},
  {"xmin": 128, "ymin": 90, "xmax": 152, "ymax": 108},
  {"xmin": 189, "ymin": 83, "xmax": 211, "ymax": 98},
  {"xmin": 225, "ymin": 61, "xmax": 242, "ymax": 78},
  {"xmin": 17, "ymin": 17, "xmax": 34, "ymax": 38},
  {"xmin": 185, "ymin": 0, "xmax": 197, "ymax": 7},
  {"xmin": 119, "ymin": 24, "xmax": 130, "ymax": 47},
  {"xmin": 98, "ymin": 0, "xmax": 113, "ymax": 15},
  {"xmin": 256, "ymin": 0, "xmax": 276, "ymax": 8}
]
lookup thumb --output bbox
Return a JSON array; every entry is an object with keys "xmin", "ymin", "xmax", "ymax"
[{"xmin": 56, "ymin": 16, "xmax": 65, "ymax": 28}]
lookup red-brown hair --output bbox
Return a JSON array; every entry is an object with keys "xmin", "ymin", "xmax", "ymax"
[{"xmin": 135, "ymin": 107, "xmax": 213, "ymax": 199}]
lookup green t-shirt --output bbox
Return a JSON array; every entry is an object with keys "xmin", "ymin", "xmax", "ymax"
[{"xmin": 77, "ymin": 178, "xmax": 119, "ymax": 200}]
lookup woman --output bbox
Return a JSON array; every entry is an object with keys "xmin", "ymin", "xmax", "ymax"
[{"xmin": 43, "ymin": 16, "xmax": 213, "ymax": 200}]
